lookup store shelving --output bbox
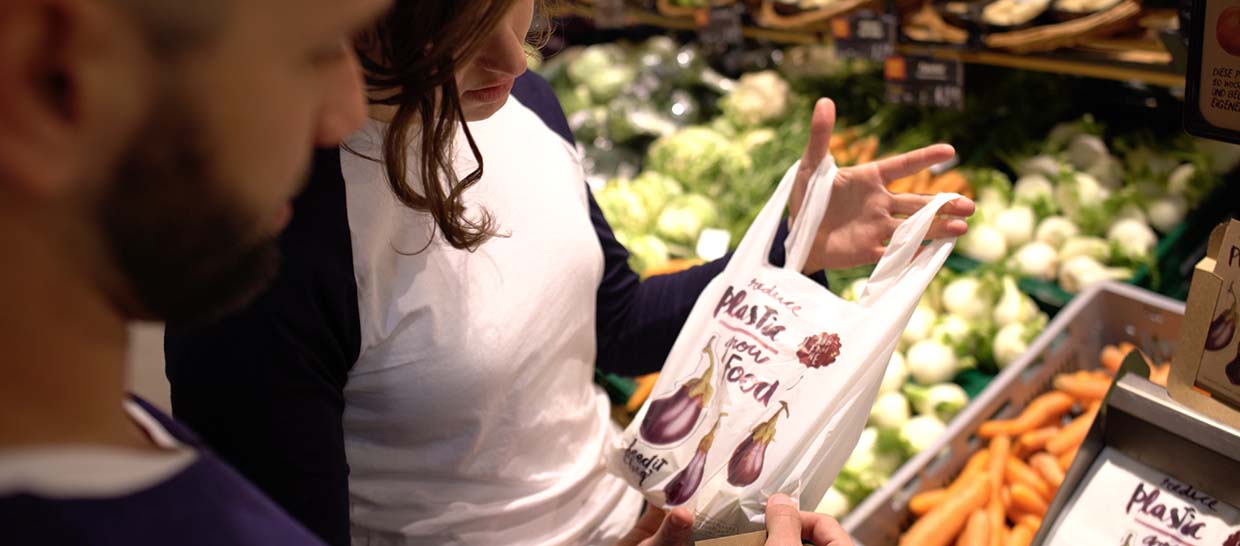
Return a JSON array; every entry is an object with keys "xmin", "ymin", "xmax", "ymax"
[{"xmin": 551, "ymin": 2, "xmax": 1185, "ymax": 87}]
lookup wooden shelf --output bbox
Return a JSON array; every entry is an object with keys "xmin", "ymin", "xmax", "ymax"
[
  {"xmin": 552, "ymin": 3, "xmax": 1184, "ymax": 88},
  {"xmin": 898, "ymin": 42, "xmax": 1183, "ymax": 87}
]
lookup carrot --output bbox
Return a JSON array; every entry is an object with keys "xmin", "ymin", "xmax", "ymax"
[
  {"xmin": 989, "ymin": 436, "xmax": 1010, "ymax": 499},
  {"xmin": 988, "ymin": 499, "xmax": 1006, "ymax": 546},
  {"xmin": 911, "ymin": 488, "xmax": 950, "ymax": 516},
  {"xmin": 1001, "ymin": 486, "xmax": 1012, "ymax": 511},
  {"xmin": 888, "ymin": 174, "xmax": 917, "ymax": 193},
  {"xmin": 900, "ymin": 476, "xmax": 992, "ymax": 546},
  {"xmin": 1014, "ymin": 427, "xmax": 1059, "ymax": 458},
  {"xmin": 1004, "ymin": 524, "xmax": 1034, "ymax": 546},
  {"xmin": 955, "ymin": 510, "xmax": 990, "ymax": 546},
  {"xmin": 1150, "ymin": 363, "xmax": 1170, "ymax": 386},
  {"xmin": 1010, "ymin": 483, "xmax": 1048, "ymax": 517},
  {"xmin": 625, "ymin": 373, "xmax": 661, "ymax": 412},
  {"xmin": 1005, "ymin": 458, "xmax": 1051, "ymax": 500},
  {"xmin": 1029, "ymin": 453, "xmax": 1064, "ymax": 489},
  {"xmin": 1018, "ymin": 516, "xmax": 1042, "ymax": 532},
  {"xmin": 1046, "ymin": 406, "xmax": 1098, "ymax": 455},
  {"xmin": 1056, "ymin": 446, "xmax": 1076, "ymax": 471},
  {"xmin": 949, "ymin": 451, "xmax": 992, "ymax": 495},
  {"xmin": 853, "ymin": 136, "xmax": 879, "ymax": 165},
  {"xmin": 1099, "ymin": 345, "xmax": 1125, "ymax": 374},
  {"xmin": 979, "ymin": 392, "xmax": 1075, "ymax": 438},
  {"xmin": 1052, "ymin": 372, "xmax": 1112, "ymax": 401}
]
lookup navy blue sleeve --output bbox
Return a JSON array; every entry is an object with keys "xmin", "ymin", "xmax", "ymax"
[
  {"xmin": 513, "ymin": 71, "xmax": 827, "ymax": 378},
  {"xmin": 164, "ymin": 148, "xmax": 358, "ymax": 546}
]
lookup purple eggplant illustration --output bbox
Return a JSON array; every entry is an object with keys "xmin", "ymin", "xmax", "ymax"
[
  {"xmin": 1206, "ymin": 283, "xmax": 1237, "ymax": 352},
  {"xmin": 1227, "ymin": 350, "xmax": 1240, "ymax": 386},
  {"xmin": 663, "ymin": 413, "xmax": 725, "ymax": 506},
  {"xmin": 726, "ymin": 401, "xmax": 790, "ymax": 487},
  {"xmin": 640, "ymin": 337, "xmax": 718, "ymax": 445}
]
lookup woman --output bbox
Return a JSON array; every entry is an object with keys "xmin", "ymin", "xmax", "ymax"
[{"xmin": 165, "ymin": 1, "xmax": 972, "ymax": 545}]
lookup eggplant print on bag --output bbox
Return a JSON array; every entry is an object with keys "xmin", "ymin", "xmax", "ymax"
[
  {"xmin": 726, "ymin": 401, "xmax": 790, "ymax": 487},
  {"xmin": 1207, "ymin": 283, "xmax": 1237, "ymax": 352},
  {"xmin": 640, "ymin": 337, "xmax": 718, "ymax": 445},
  {"xmin": 663, "ymin": 413, "xmax": 726, "ymax": 506}
]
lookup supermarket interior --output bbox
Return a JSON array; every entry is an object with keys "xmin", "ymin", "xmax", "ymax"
[
  {"xmin": 534, "ymin": 1, "xmax": 1240, "ymax": 544},
  {"xmin": 11, "ymin": 0, "xmax": 1240, "ymax": 545}
]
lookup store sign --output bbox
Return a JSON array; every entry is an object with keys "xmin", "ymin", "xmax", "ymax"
[
  {"xmin": 1169, "ymin": 219, "xmax": 1240, "ymax": 429},
  {"xmin": 593, "ymin": 0, "xmax": 627, "ymax": 29},
  {"xmin": 1185, "ymin": 0, "xmax": 1240, "ymax": 144},
  {"xmin": 884, "ymin": 56, "xmax": 965, "ymax": 110},
  {"xmin": 831, "ymin": 12, "xmax": 897, "ymax": 62},
  {"xmin": 696, "ymin": 4, "xmax": 744, "ymax": 50}
]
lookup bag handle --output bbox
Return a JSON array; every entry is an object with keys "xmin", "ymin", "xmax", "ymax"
[
  {"xmin": 861, "ymin": 192, "xmax": 962, "ymax": 299},
  {"xmin": 782, "ymin": 156, "xmax": 838, "ymax": 273},
  {"xmin": 725, "ymin": 156, "xmax": 838, "ymax": 276}
]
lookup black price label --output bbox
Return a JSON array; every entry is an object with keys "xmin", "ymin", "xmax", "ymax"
[
  {"xmin": 884, "ymin": 56, "xmax": 965, "ymax": 110},
  {"xmin": 831, "ymin": 12, "xmax": 896, "ymax": 61},
  {"xmin": 593, "ymin": 0, "xmax": 626, "ymax": 28},
  {"xmin": 696, "ymin": 5, "xmax": 744, "ymax": 50}
]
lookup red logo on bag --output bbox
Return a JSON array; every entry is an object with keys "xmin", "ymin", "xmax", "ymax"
[{"xmin": 796, "ymin": 332, "xmax": 842, "ymax": 369}]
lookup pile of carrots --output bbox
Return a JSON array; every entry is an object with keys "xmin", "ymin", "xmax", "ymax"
[
  {"xmin": 886, "ymin": 169, "xmax": 974, "ymax": 199},
  {"xmin": 897, "ymin": 343, "xmax": 1170, "ymax": 546}
]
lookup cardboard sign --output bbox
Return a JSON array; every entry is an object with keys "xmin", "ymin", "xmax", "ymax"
[
  {"xmin": 1185, "ymin": 0, "xmax": 1240, "ymax": 144},
  {"xmin": 1168, "ymin": 219, "xmax": 1240, "ymax": 428},
  {"xmin": 831, "ymin": 11, "xmax": 897, "ymax": 62},
  {"xmin": 884, "ymin": 56, "xmax": 965, "ymax": 110}
]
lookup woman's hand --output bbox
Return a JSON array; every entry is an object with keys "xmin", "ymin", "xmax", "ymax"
[
  {"xmin": 764, "ymin": 494, "xmax": 854, "ymax": 546},
  {"xmin": 615, "ymin": 506, "xmax": 694, "ymax": 546},
  {"xmin": 789, "ymin": 99, "xmax": 976, "ymax": 274},
  {"xmin": 615, "ymin": 495, "xmax": 854, "ymax": 546}
]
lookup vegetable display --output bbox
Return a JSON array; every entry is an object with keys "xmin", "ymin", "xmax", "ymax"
[
  {"xmin": 896, "ymin": 345, "xmax": 1172, "ymax": 544},
  {"xmin": 818, "ymin": 270, "xmax": 1048, "ymax": 518}
]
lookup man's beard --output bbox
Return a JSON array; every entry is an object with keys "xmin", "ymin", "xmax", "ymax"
[{"xmin": 99, "ymin": 98, "xmax": 282, "ymax": 325}]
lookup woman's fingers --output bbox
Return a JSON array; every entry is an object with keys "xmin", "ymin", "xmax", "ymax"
[
  {"xmin": 799, "ymin": 512, "xmax": 854, "ymax": 546},
  {"xmin": 644, "ymin": 508, "xmax": 693, "ymax": 546},
  {"xmin": 800, "ymin": 99, "xmax": 837, "ymax": 170},
  {"xmin": 873, "ymin": 144, "xmax": 956, "ymax": 182},
  {"xmin": 764, "ymin": 494, "xmax": 804, "ymax": 546},
  {"xmin": 890, "ymin": 194, "xmax": 976, "ymax": 217}
]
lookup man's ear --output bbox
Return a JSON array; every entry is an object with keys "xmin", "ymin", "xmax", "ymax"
[{"xmin": 0, "ymin": 0, "xmax": 152, "ymax": 201}]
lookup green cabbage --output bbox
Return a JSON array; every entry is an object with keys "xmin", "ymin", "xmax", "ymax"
[
  {"xmin": 626, "ymin": 234, "xmax": 671, "ymax": 274},
  {"xmin": 655, "ymin": 193, "xmax": 720, "ymax": 245},
  {"xmin": 595, "ymin": 180, "xmax": 653, "ymax": 234},
  {"xmin": 630, "ymin": 172, "xmax": 684, "ymax": 214},
  {"xmin": 646, "ymin": 127, "xmax": 753, "ymax": 198}
]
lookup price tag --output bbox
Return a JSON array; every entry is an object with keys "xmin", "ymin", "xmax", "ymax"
[
  {"xmin": 884, "ymin": 56, "xmax": 965, "ymax": 110},
  {"xmin": 1184, "ymin": 0, "xmax": 1240, "ymax": 144},
  {"xmin": 831, "ymin": 12, "xmax": 897, "ymax": 62},
  {"xmin": 696, "ymin": 4, "xmax": 744, "ymax": 50},
  {"xmin": 593, "ymin": 0, "xmax": 627, "ymax": 29}
]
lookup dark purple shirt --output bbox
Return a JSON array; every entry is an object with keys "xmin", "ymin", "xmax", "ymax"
[{"xmin": 0, "ymin": 398, "xmax": 325, "ymax": 546}]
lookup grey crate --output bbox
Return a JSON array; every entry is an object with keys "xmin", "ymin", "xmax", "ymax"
[{"xmin": 840, "ymin": 282, "xmax": 1186, "ymax": 546}]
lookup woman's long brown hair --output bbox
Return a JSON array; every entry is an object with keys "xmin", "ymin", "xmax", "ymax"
[{"xmin": 357, "ymin": 2, "xmax": 511, "ymax": 251}]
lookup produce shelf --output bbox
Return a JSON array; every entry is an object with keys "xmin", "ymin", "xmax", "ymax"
[
  {"xmin": 897, "ymin": 42, "xmax": 1183, "ymax": 88},
  {"xmin": 551, "ymin": 4, "xmax": 1184, "ymax": 87},
  {"xmin": 551, "ymin": 3, "xmax": 824, "ymax": 44}
]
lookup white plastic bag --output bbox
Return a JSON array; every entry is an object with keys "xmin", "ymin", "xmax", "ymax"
[{"xmin": 609, "ymin": 155, "xmax": 961, "ymax": 539}]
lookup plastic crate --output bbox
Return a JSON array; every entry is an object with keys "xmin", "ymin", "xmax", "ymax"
[{"xmin": 839, "ymin": 282, "xmax": 1185, "ymax": 546}]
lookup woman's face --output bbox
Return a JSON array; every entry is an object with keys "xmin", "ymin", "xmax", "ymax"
[{"xmin": 456, "ymin": 0, "xmax": 535, "ymax": 122}]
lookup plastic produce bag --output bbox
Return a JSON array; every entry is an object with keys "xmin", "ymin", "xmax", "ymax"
[{"xmin": 609, "ymin": 156, "xmax": 961, "ymax": 539}]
